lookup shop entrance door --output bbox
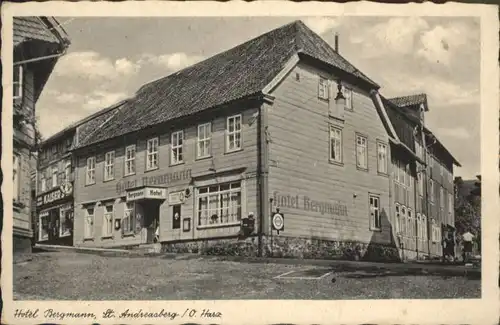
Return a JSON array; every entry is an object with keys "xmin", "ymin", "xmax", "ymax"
[{"xmin": 141, "ymin": 201, "xmax": 161, "ymax": 244}]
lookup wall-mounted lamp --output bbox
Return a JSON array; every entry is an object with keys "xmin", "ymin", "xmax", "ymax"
[{"xmin": 334, "ymin": 80, "xmax": 346, "ymax": 108}]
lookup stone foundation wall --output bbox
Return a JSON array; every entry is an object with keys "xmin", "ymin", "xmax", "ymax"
[
  {"xmin": 162, "ymin": 235, "xmax": 402, "ymax": 262},
  {"xmin": 13, "ymin": 234, "xmax": 33, "ymax": 254}
]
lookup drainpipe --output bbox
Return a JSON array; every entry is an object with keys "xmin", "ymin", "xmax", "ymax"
[
  {"xmin": 257, "ymin": 93, "xmax": 273, "ymax": 257},
  {"xmin": 14, "ymin": 49, "xmax": 67, "ymax": 66}
]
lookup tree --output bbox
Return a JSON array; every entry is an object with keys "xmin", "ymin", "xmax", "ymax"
[{"xmin": 454, "ymin": 176, "xmax": 481, "ymax": 250}]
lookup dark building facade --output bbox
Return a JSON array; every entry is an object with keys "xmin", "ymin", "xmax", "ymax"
[
  {"xmin": 13, "ymin": 17, "xmax": 70, "ymax": 253},
  {"xmin": 69, "ymin": 21, "xmax": 459, "ymax": 261}
]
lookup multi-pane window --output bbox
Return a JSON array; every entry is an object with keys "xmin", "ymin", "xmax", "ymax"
[
  {"xmin": 39, "ymin": 212, "xmax": 49, "ymax": 241},
  {"xmin": 102, "ymin": 205, "xmax": 114, "ymax": 237},
  {"xmin": 125, "ymin": 145, "xmax": 136, "ymax": 176},
  {"xmin": 318, "ymin": 77, "xmax": 329, "ymax": 100},
  {"xmin": 59, "ymin": 205, "xmax": 72, "ymax": 237},
  {"xmin": 123, "ymin": 202, "xmax": 136, "ymax": 234},
  {"xmin": 86, "ymin": 157, "xmax": 96, "ymax": 185},
  {"xmin": 418, "ymin": 172, "xmax": 424, "ymax": 196},
  {"xmin": 355, "ymin": 135, "xmax": 368, "ymax": 169},
  {"xmin": 63, "ymin": 161, "xmax": 71, "ymax": 184},
  {"xmin": 104, "ymin": 151, "xmax": 115, "ymax": 181},
  {"xmin": 226, "ymin": 115, "xmax": 242, "ymax": 152},
  {"xmin": 401, "ymin": 206, "xmax": 407, "ymax": 236},
  {"xmin": 417, "ymin": 213, "xmax": 422, "ymax": 240},
  {"xmin": 84, "ymin": 207, "xmax": 94, "ymax": 238},
  {"xmin": 146, "ymin": 138, "xmax": 159, "ymax": 170},
  {"xmin": 197, "ymin": 123, "xmax": 212, "ymax": 159},
  {"xmin": 377, "ymin": 142, "xmax": 388, "ymax": 174},
  {"xmin": 329, "ymin": 126, "xmax": 342, "ymax": 163},
  {"xmin": 395, "ymin": 204, "xmax": 401, "ymax": 234},
  {"xmin": 13, "ymin": 154, "xmax": 20, "ymax": 202},
  {"xmin": 408, "ymin": 209, "xmax": 414, "ymax": 238},
  {"xmin": 344, "ymin": 87, "xmax": 352, "ymax": 109},
  {"xmin": 369, "ymin": 194, "xmax": 381, "ymax": 230},
  {"xmin": 41, "ymin": 175, "xmax": 46, "ymax": 192},
  {"xmin": 197, "ymin": 182, "xmax": 242, "ymax": 226},
  {"xmin": 422, "ymin": 215, "xmax": 428, "ymax": 240},
  {"xmin": 52, "ymin": 166, "xmax": 58, "ymax": 187},
  {"xmin": 171, "ymin": 131, "xmax": 184, "ymax": 165},
  {"xmin": 429, "ymin": 179, "xmax": 435, "ymax": 203},
  {"xmin": 13, "ymin": 65, "xmax": 23, "ymax": 99},
  {"xmin": 448, "ymin": 193, "xmax": 453, "ymax": 220}
]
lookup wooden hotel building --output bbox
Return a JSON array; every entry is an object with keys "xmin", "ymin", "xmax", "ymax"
[{"xmin": 71, "ymin": 21, "xmax": 459, "ymax": 261}]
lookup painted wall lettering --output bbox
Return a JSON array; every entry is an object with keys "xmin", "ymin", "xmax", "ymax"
[
  {"xmin": 272, "ymin": 191, "xmax": 348, "ymax": 216},
  {"xmin": 116, "ymin": 170, "xmax": 191, "ymax": 194}
]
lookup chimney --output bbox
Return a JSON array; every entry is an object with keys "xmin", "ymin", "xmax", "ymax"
[{"xmin": 334, "ymin": 33, "xmax": 339, "ymax": 52}]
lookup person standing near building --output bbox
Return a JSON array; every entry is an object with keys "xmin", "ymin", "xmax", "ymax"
[{"xmin": 461, "ymin": 229, "xmax": 474, "ymax": 263}]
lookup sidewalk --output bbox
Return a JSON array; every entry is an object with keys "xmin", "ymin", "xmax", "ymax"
[{"xmin": 33, "ymin": 243, "xmax": 480, "ymax": 277}]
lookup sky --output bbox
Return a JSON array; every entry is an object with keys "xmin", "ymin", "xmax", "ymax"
[{"xmin": 36, "ymin": 16, "xmax": 480, "ymax": 179}]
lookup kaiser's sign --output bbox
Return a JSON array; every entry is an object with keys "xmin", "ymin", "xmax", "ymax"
[{"xmin": 37, "ymin": 182, "xmax": 73, "ymax": 207}]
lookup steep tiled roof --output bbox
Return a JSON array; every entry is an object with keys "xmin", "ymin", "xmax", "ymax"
[
  {"xmin": 388, "ymin": 93, "xmax": 428, "ymax": 110},
  {"xmin": 76, "ymin": 20, "xmax": 378, "ymax": 149},
  {"xmin": 14, "ymin": 17, "xmax": 61, "ymax": 46}
]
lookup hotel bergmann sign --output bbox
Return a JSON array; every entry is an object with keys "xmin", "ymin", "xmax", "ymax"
[
  {"xmin": 126, "ymin": 187, "xmax": 168, "ymax": 202},
  {"xmin": 116, "ymin": 169, "xmax": 191, "ymax": 195}
]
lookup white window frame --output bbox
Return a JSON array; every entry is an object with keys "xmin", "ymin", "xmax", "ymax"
[
  {"xmin": 63, "ymin": 161, "xmax": 71, "ymax": 184},
  {"xmin": 355, "ymin": 134, "xmax": 368, "ymax": 170},
  {"xmin": 408, "ymin": 209, "xmax": 413, "ymax": 238},
  {"xmin": 123, "ymin": 202, "xmax": 136, "ymax": 234},
  {"xmin": 448, "ymin": 193, "xmax": 453, "ymax": 220},
  {"xmin": 197, "ymin": 181, "xmax": 243, "ymax": 227},
  {"xmin": 124, "ymin": 145, "xmax": 136, "ymax": 176},
  {"xmin": 146, "ymin": 137, "xmax": 159, "ymax": 171},
  {"xmin": 104, "ymin": 151, "xmax": 115, "ymax": 181},
  {"xmin": 84, "ymin": 207, "xmax": 95, "ymax": 239},
  {"xmin": 422, "ymin": 215, "xmax": 427, "ymax": 240},
  {"xmin": 52, "ymin": 166, "xmax": 58, "ymax": 188},
  {"xmin": 13, "ymin": 65, "xmax": 23, "ymax": 100},
  {"xmin": 343, "ymin": 86, "xmax": 353, "ymax": 110},
  {"xmin": 395, "ymin": 204, "xmax": 401, "ymax": 235},
  {"xmin": 401, "ymin": 206, "xmax": 407, "ymax": 236},
  {"xmin": 318, "ymin": 77, "xmax": 329, "ymax": 100},
  {"xmin": 369, "ymin": 194, "xmax": 381, "ymax": 231},
  {"xmin": 40, "ymin": 175, "xmax": 46, "ymax": 193},
  {"xmin": 102, "ymin": 204, "xmax": 114, "ymax": 237},
  {"xmin": 376, "ymin": 141, "xmax": 388, "ymax": 174},
  {"xmin": 429, "ymin": 179, "xmax": 435, "ymax": 203},
  {"xmin": 329, "ymin": 126, "xmax": 342, "ymax": 164},
  {"xmin": 418, "ymin": 172, "xmax": 424, "ymax": 196},
  {"xmin": 171, "ymin": 130, "xmax": 184, "ymax": 165},
  {"xmin": 226, "ymin": 115, "xmax": 242, "ymax": 153},
  {"xmin": 86, "ymin": 156, "xmax": 96, "ymax": 185},
  {"xmin": 197, "ymin": 123, "xmax": 212, "ymax": 159},
  {"xmin": 13, "ymin": 154, "xmax": 20, "ymax": 202}
]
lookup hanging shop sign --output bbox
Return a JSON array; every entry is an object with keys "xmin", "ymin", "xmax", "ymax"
[
  {"xmin": 116, "ymin": 169, "xmax": 192, "ymax": 195},
  {"xmin": 126, "ymin": 187, "xmax": 168, "ymax": 202},
  {"xmin": 37, "ymin": 182, "xmax": 73, "ymax": 207},
  {"xmin": 168, "ymin": 191, "xmax": 186, "ymax": 205}
]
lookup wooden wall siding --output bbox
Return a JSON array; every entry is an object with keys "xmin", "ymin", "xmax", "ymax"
[
  {"xmin": 385, "ymin": 104, "xmax": 416, "ymax": 151},
  {"xmin": 74, "ymin": 106, "xmax": 259, "ymax": 247},
  {"xmin": 14, "ymin": 69, "xmax": 36, "ymax": 147},
  {"xmin": 39, "ymin": 133, "xmax": 75, "ymax": 168},
  {"xmin": 13, "ymin": 147, "xmax": 34, "ymax": 233},
  {"xmin": 266, "ymin": 62, "xmax": 393, "ymax": 245}
]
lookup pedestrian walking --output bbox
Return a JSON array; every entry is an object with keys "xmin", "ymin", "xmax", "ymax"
[{"xmin": 461, "ymin": 229, "xmax": 474, "ymax": 263}]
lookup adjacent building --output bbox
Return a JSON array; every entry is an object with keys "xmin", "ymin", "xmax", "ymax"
[
  {"xmin": 13, "ymin": 17, "xmax": 70, "ymax": 253},
  {"xmin": 35, "ymin": 101, "xmax": 124, "ymax": 246},
  {"xmin": 69, "ymin": 20, "xmax": 459, "ymax": 261}
]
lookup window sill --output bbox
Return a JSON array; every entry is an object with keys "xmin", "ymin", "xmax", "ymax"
[
  {"xmin": 101, "ymin": 235, "xmax": 114, "ymax": 240},
  {"xmin": 83, "ymin": 237, "xmax": 94, "ymax": 242},
  {"xmin": 170, "ymin": 161, "xmax": 185, "ymax": 167},
  {"xmin": 145, "ymin": 167, "xmax": 159, "ymax": 173},
  {"xmin": 370, "ymin": 227, "xmax": 382, "ymax": 232},
  {"xmin": 356, "ymin": 166, "xmax": 369, "ymax": 172},
  {"xmin": 377, "ymin": 171, "xmax": 389, "ymax": 177},
  {"xmin": 122, "ymin": 232, "xmax": 135, "ymax": 238},
  {"xmin": 328, "ymin": 160, "xmax": 343, "ymax": 167},
  {"xmin": 225, "ymin": 148, "xmax": 243, "ymax": 155},
  {"xmin": 196, "ymin": 155, "xmax": 212, "ymax": 161},
  {"xmin": 85, "ymin": 182, "xmax": 96, "ymax": 187},
  {"xmin": 103, "ymin": 178, "xmax": 115, "ymax": 183},
  {"xmin": 318, "ymin": 96, "xmax": 329, "ymax": 103},
  {"xmin": 124, "ymin": 172, "xmax": 136, "ymax": 178},
  {"xmin": 197, "ymin": 221, "xmax": 241, "ymax": 230}
]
